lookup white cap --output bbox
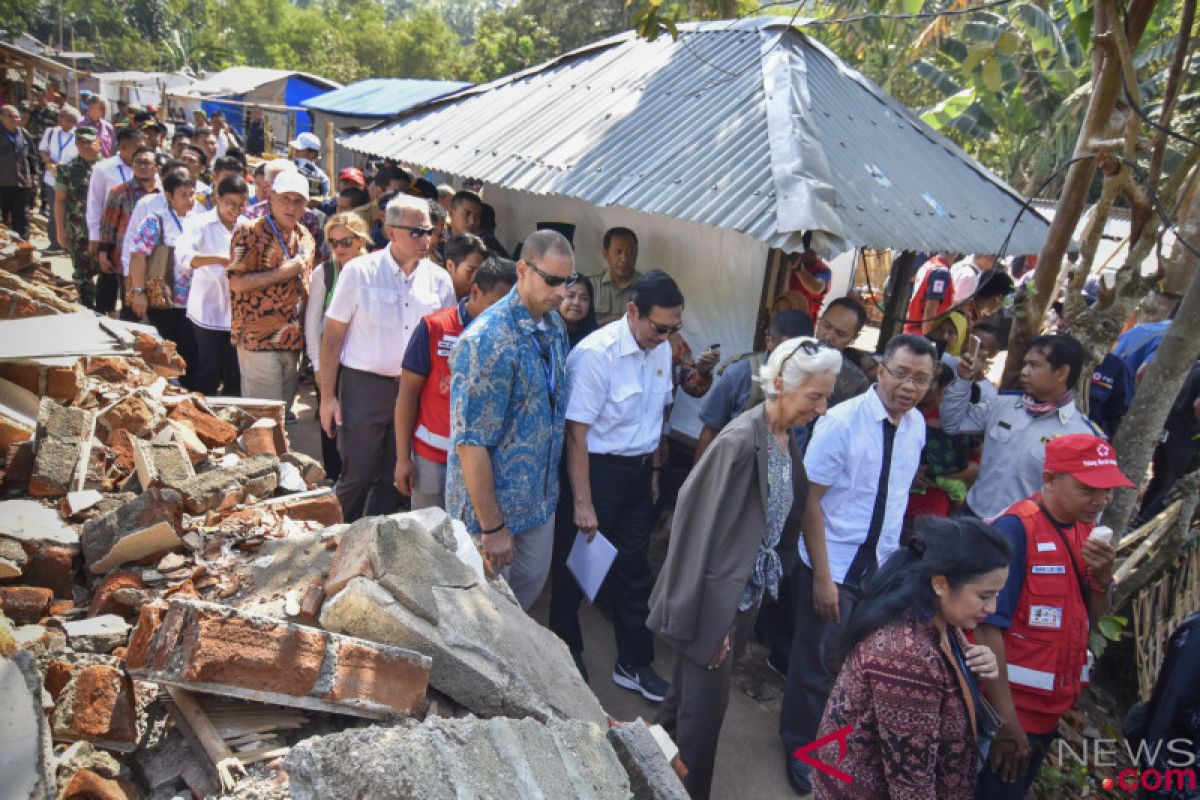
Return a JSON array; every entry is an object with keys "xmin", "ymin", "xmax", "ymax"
[
  {"xmin": 289, "ymin": 131, "xmax": 321, "ymax": 151},
  {"xmin": 272, "ymin": 170, "xmax": 309, "ymax": 199}
]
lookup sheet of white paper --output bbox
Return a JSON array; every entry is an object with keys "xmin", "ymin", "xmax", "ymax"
[{"xmin": 566, "ymin": 530, "xmax": 617, "ymax": 603}]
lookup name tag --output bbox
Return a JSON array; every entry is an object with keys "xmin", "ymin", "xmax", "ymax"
[
  {"xmin": 1031, "ymin": 565, "xmax": 1066, "ymax": 575},
  {"xmin": 437, "ymin": 334, "xmax": 458, "ymax": 358},
  {"xmin": 1036, "ymin": 542, "xmax": 1057, "ymax": 553},
  {"xmin": 1029, "ymin": 605, "xmax": 1063, "ymax": 629}
]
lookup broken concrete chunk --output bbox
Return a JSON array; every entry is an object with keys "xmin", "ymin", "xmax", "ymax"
[
  {"xmin": 0, "ymin": 536, "xmax": 29, "ymax": 577},
  {"xmin": 30, "ymin": 399, "xmax": 95, "ymax": 497},
  {"xmin": 161, "ymin": 419, "xmax": 208, "ymax": 465},
  {"xmin": 607, "ymin": 721, "xmax": 690, "ymax": 800},
  {"xmin": 50, "ymin": 663, "xmax": 139, "ymax": 751},
  {"xmin": 62, "ymin": 614, "xmax": 131, "ymax": 653},
  {"xmin": 168, "ymin": 399, "xmax": 237, "ymax": 448},
  {"xmin": 127, "ymin": 598, "xmax": 430, "ymax": 719},
  {"xmin": 255, "ymin": 488, "xmax": 343, "ymax": 526},
  {"xmin": 0, "ymin": 499, "xmax": 79, "ymax": 546},
  {"xmin": 80, "ymin": 488, "xmax": 184, "ymax": 574},
  {"xmin": 281, "ymin": 450, "xmax": 325, "ymax": 485},
  {"xmin": 174, "ymin": 453, "xmax": 278, "ymax": 515},
  {"xmin": 65, "ymin": 490, "xmax": 103, "ymax": 517},
  {"xmin": 319, "ymin": 515, "xmax": 605, "ymax": 725},
  {"xmin": 0, "ymin": 650, "xmax": 56, "ymax": 800},
  {"xmin": 286, "ymin": 715, "xmax": 631, "ymax": 800},
  {"xmin": 132, "ymin": 436, "xmax": 195, "ymax": 491}
]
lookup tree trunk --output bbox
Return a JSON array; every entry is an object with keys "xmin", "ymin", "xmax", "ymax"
[{"xmin": 1104, "ymin": 174, "xmax": 1200, "ymax": 539}]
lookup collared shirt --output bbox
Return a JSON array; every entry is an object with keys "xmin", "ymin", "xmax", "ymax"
[
  {"xmin": 242, "ymin": 199, "xmax": 325, "ymax": 253},
  {"xmin": 99, "ymin": 181, "xmax": 157, "ymax": 266},
  {"xmin": 227, "ymin": 214, "xmax": 315, "ymax": 352},
  {"xmin": 122, "ymin": 191, "xmax": 168, "ymax": 276},
  {"xmin": 129, "ymin": 208, "xmax": 190, "ymax": 308},
  {"xmin": 566, "ymin": 318, "xmax": 673, "ymax": 456},
  {"xmin": 589, "ymin": 267, "xmax": 642, "ymax": 322},
  {"xmin": 56, "ymin": 156, "xmax": 96, "ymax": 251},
  {"xmin": 176, "ymin": 208, "xmax": 235, "ymax": 330},
  {"xmin": 92, "ymin": 118, "xmax": 115, "ymax": 157},
  {"xmin": 39, "ymin": 126, "xmax": 76, "ymax": 187},
  {"xmin": 325, "ymin": 249, "xmax": 455, "ymax": 376},
  {"xmin": 801, "ymin": 387, "xmax": 926, "ymax": 584},
  {"xmin": 446, "ymin": 287, "xmax": 569, "ymax": 535},
  {"xmin": 940, "ymin": 380, "xmax": 1100, "ymax": 519},
  {"xmin": 85, "ymin": 155, "xmax": 134, "ymax": 241}
]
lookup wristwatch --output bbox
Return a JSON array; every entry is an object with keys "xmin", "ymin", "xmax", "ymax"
[{"xmin": 131, "ymin": 287, "xmax": 145, "ymax": 295}]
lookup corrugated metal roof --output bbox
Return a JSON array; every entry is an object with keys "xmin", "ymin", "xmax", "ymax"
[
  {"xmin": 302, "ymin": 78, "xmax": 471, "ymax": 119},
  {"xmin": 185, "ymin": 67, "xmax": 340, "ymax": 97},
  {"xmin": 340, "ymin": 18, "xmax": 1050, "ymax": 256}
]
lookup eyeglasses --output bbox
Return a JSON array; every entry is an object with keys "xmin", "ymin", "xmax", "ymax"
[
  {"xmin": 776, "ymin": 338, "xmax": 832, "ymax": 374},
  {"xmin": 389, "ymin": 224, "xmax": 433, "ymax": 239},
  {"xmin": 880, "ymin": 363, "xmax": 934, "ymax": 388},
  {"xmin": 526, "ymin": 261, "xmax": 578, "ymax": 288},
  {"xmin": 647, "ymin": 320, "xmax": 683, "ymax": 336},
  {"xmin": 329, "ymin": 235, "xmax": 360, "ymax": 249}
]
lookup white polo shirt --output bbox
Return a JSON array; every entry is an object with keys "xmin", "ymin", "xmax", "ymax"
[
  {"xmin": 565, "ymin": 318, "xmax": 674, "ymax": 457},
  {"xmin": 85, "ymin": 155, "xmax": 133, "ymax": 241},
  {"xmin": 324, "ymin": 249, "xmax": 455, "ymax": 377},
  {"xmin": 40, "ymin": 127, "xmax": 77, "ymax": 188},
  {"xmin": 175, "ymin": 208, "xmax": 234, "ymax": 331},
  {"xmin": 800, "ymin": 386, "xmax": 926, "ymax": 584}
]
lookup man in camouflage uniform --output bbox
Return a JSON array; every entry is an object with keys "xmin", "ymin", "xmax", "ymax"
[
  {"xmin": 55, "ymin": 126, "xmax": 101, "ymax": 307},
  {"xmin": 21, "ymin": 84, "xmax": 60, "ymax": 213}
]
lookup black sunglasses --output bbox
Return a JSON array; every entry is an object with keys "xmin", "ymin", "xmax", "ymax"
[
  {"xmin": 647, "ymin": 320, "xmax": 683, "ymax": 336},
  {"xmin": 526, "ymin": 261, "xmax": 579, "ymax": 288},
  {"xmin": 777, "ymin": 338, "xmax": 832, "ymax": 373},
  {"xmin": 328, "ymin": 235, "xmax": 360, "ymax": 249},
  {"xmin": 389, "ymin": 224, "xmax": 434, "ymax": 239}
]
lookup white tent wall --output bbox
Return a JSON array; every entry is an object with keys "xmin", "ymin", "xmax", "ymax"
[{"xmin": 486, "ymin": 186, "xmax": 771, "ymax": 441}]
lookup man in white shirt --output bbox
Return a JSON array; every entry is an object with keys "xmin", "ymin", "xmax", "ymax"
[
  {"xmin": 39, "ymin": 104, "xmax": 78, "ymax": 253},
  {"xmin": 86, "ymin": 125, "xmax": 145, "ymax": 314},
  {"xmin": 175, "ymin": 174, "xmax": 249, "ymax": 396},
  {"xmin": 950, "ymin": 253, "xmax": 998, "ymax": 304},
  {"xmin": 559, "ymin": 269, "xmax": 681, "ymax": 703},
  {"xmin": 318, "ymin": 194, "xmax": 455, "ymax": 522},
  {"xmin": 122, "ymin": 163, "xmax": 189, "ymax": 280},
  {"xmin": 779, "ymin": 332, "xmax": 934, "ymax": 794}
]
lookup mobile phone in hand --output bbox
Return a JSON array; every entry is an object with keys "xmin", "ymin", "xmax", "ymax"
[{"xmin": 969, "ymin": 334, "xmax": 982, "ymax": 361}]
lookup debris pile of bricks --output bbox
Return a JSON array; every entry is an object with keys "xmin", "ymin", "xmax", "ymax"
[{"xmin": 1, "ymin": 267, "xmax": 686, "ymax": 799}]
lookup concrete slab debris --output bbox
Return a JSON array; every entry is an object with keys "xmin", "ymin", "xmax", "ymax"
[
  {"xmin": 0, "ymin": 498, "xmax": 79, "ymax": 546},
  {"xmin": 30, "ymin": 398, "xmax": 96, "ymax": 497},
  {"xmin": 80, "ymin": 488, "xmax": 184, "ymax": 574},
  {"xmin": 174, "ymin": 453, "xmax": 278, "ymax": 515},
  {"xmin": 0, "ymin": 650, "xmax": 56, "ymax": 800},
  {"xmin": 607, "ymin": 721, "xmax": 690, "ymax": 800}
]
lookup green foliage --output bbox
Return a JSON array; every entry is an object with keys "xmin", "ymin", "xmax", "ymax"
[{"xmin": 1089, "ymin": 614, "xmax": 1128, "ymax": 659}]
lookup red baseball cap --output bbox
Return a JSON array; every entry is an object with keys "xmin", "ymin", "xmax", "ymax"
[
  {"xmin": 338, "ymin": 167, "xmax": 366, "ymax": 187},
  {"xmin": 1044, "ymin": 434, "xmax": 1134, "ymax": 489}
]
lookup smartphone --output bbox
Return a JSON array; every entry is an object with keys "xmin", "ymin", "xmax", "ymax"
[{"xmin": 969, "ymin": 334, "xmax": 982, "ymax": 361}]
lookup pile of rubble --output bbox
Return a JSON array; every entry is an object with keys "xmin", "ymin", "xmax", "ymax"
[{"xmin": 1, "ymin": 267, "xmax": 688, "ymax": 798}]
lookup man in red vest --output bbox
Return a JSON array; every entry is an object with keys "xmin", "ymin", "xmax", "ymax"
[
  {"xmin": 393, "ymin": 257, "xmax": 518, "ymax": 510},
  {"xmin": 974, "ymin": 433, "xmax": 1131, "ymax": 799},
  {"xmin": 903, "ymin": 252, "xmax": 956, "ymax": 335}
]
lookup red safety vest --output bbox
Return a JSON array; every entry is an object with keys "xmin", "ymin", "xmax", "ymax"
[
  {"xmin": 904, "ymin": 255, "xmax": 953, "ymax": 334},
  {"xmin": 412, "ymin": 304, "xmax": 464, "ymax": 465},
  {"xmin": 1000, "ymin": 495, "xmax": 1093, "ymax": 734}
]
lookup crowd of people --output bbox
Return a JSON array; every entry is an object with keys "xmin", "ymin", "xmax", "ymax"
[{"xmin": 3, "ymin": 83, "xmax": 1200, "ymax": 800}]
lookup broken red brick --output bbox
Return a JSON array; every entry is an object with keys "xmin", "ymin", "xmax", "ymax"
[
  {"xmin": 299, "ymin": 579, "xmax": 325, "ymax": 621},
  {"xmin": 242, "ymin": 418, "xmax": 278, "ymax": 456},
  {"xmin": 259, "ymin": 489, "xmax": 343, "ymax": 526},
  {"xmin": 0, "ymin": 407, "xmax": 33, "ymax": 449},
  {"xmin": 106, "ymin": 429, "xmax": 136, "ymax": 475},
  {"xmin": 88, "ymin": 570, "xmax": 145, "ymax": 618},
  {"xmin": 24, "ymin": 543, "xmax": 77, "ymax": 598},
  {"xmin": 323, "ymin": 638, "xmax": 430, "ymax": 716},
  {"xmin": 324, "ymin": 518, "xmax": 376, "ymax": 597},
  {"xmin": 123, "ymin": 603, "xmax": 164, "ymax": 670},
  {"xmin": 45, "ymin": 659, "xmax": 77, "ymax": 700},
  {"xmin": 61, "ymin": 768, "xmax": 131, "ymax": 800},
  {"xmin": 49, "ymin": 599, "xmax": 75, "ymax": 616},
  {"xmin": 168, "ymin": 399, "xmax": 237, "ymax": 448},
  {"xmin": 45, "ymin": 363, "xmax": 84, "ymax": 403},
  {"xmin": 51, "ymin": 664, "xmax": 139, "ymax": 747},
  {"xmin": 95, "ymin": 394, "xmax": 156, "ymax": 442},
  {"xmin": 0, "ymin": 584, "xmax": 53, "ymax": 623},
  {"xmin": 3, "ymin": 439, "xmax": 34, "ymax": 483}
]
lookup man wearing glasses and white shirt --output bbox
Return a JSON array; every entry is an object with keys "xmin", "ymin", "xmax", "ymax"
[
  {"xmin": 779, "ymin": 333, "xmax": 935, "ymax": 794},
  {"xmin": 318, "ymin": 194, "xmax": 455, "ymax": 522}
]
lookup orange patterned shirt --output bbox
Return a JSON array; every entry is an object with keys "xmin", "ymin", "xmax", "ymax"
[{"xmin": 227, "ymin": 214, "xmax": 314, "ymax": 352}]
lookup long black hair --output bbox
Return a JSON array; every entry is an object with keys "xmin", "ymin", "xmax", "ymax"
[
  {"xmin": 565, "ymin": 273, "xmax": 599, "ymax": 349},
  {"xmin": 841, "ymin": 516, "xmax": 1012, "ymax": 656}
]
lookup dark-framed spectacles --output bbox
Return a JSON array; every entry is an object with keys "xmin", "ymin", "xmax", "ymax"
[
  {"xmin": 328, "ymin": 235, "xmax": 360, "ymax": 249},
  {"xmin": 389, "ymin": 224, "xmax": 434, "ymax": 239},
  {"xmin": 647, "ymin": 320, "xmax": 683, "ymax": 336},
  {"xmin": 526, "ymin": 260, "xmax": 578, "ymax": 288},
  {"xmin": 880, "ymin": 363, "xmax": 934, "ymax": 388}
]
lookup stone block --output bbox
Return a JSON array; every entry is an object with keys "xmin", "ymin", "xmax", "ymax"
[
  {"xmin": 174, "ymin": 454, "xmax": 278, "ymax": 515},
  {"xmin": 128, "ymin": 597, "xmax": 430, "ymax": 719},
  {"xmin": 319, "ymin": 514, "xmax": 606, "ymax": 725},
  {"xmin": 132, "ymin": 437, "xmax": 195, "ymax": 491},
  {"xmin": 80, "ymin": 488, "xmax": 184, "ymax": 574},
  {"xmin": 285, "ymin": 715, "xmax": 631, "ymax": 800},
  {"xmin": 607, "ymin": 722, "xmax": 690, "ymax": 800},
  {"xmin": 256, "ymin": 488, "xmax": 342, "ymax": 526},
  {"xmin": 0, "ymin": 585, "xmax": 53, "ymax": 623},
  {"xmin": 168, "ymin": 399, "xmax": 237, "ymax": 448},
  {"xmin": 50, "ymin": 663, "xmax": 139, "ymax": 751},
  {"xmin": 30, "ymin": 399, "xmax": 95, "ymax": 497},
  {"xmin": 0, "ymin": 650, "xmax": 56, "ymax": 800}
]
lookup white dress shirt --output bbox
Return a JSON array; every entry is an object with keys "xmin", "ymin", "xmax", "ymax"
[
  {"xmin": 39, "ymin": 127, "xmax": 77, "ymax": 188},
  {"xmin": 305, "ymin": 263, "xmax": 330, "ymax": 371},
  {"xmin": 121, "ymin": 191, "xmax": 168, "ymax": 276},
  {"xmin": 324, "ymin": 250, "xmax": 455, "ymax": 377},
  {"xmin": 85, "ymin": 155, "xmax": 133, "ymax": 241},
  {"xmin": 175, "ymin": 208, "xmax": 234, "ymax": 331},
  {"xmin": 565, "ymin": 318, "xmax": 674, "ymax": 456},
  {"xmin": 800, "ymin": 386, "xmax": 926, "ymax": 584}
]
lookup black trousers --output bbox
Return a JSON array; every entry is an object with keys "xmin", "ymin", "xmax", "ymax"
[
  {"xmin": 550, "ymin": 453, "xmax": 657, "ymax": 668},
  {"xmin": 974, "ymin": 730, "xmax": 1057, "ymax": 799},
  {"xmin": 336, "ymin": 366, "xmax": 401, "ymax": 522},
  {"xmin": 549, "ymin": 456, "xmax": 581, "ymax": 650},
  {"xmin": 0, "ymin": 186, "xmax": 32, "ymax": 239},
  {"xmin": 779, "ymin": 561, "xmax": 863, "ymax": 758},
  {"xmin": 146, "ymin": 308, "xmax": 198, "ymax": 390},
  {"xmin": 314, "ymin": 379, "xmax": 342, "ymax": 483},
  {"xmin": 96, "ymin": 271, "xmax": 120, "ymax": 315},
  {"xmin": 191, "ymin": 324, "xmax": 241, "ymax": 397}
]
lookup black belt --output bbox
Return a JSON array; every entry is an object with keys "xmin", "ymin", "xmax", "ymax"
[
  {"xmin": 341, "ymin": 365, "xmax": 398, "ymax": 382},
  {"xmin": 589, "ymin": 452, "xmax": 654, "ymax": 468}
]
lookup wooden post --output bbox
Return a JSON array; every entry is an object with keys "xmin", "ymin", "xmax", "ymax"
[
  {"xmin": 877, "ymin": 251, "xmax": 916, "ymax": 349},
  {"xmin": 325, "ymin": 118, "xmax": 336, "ymax": 186}
]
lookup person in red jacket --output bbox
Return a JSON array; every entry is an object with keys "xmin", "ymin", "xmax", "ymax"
[
  {"xmin": 904, "ymin": 253, "xmax": 956, "ymax": 335},
  {"xmin": 973, "ymin": 433, "xmax": 1132, "ymax": 799},
  {"xmin": 393, "ymin": 257, "xmax": 517, "ymax": 510}
]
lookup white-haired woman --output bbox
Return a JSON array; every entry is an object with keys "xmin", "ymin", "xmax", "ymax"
[{"xmin": 648, "ymin": 336, "xmax": 842, "ymax": 800}]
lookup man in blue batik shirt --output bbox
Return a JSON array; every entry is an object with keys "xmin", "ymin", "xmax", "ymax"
[{"xmin": 446, "ymin": 229, "xmax": 576, "ymax": 611}]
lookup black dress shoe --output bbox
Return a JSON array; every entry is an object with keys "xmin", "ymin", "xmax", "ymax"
[{"xmin": 787, "ymin": 758, "xmax": 813, "ymax": 794}]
